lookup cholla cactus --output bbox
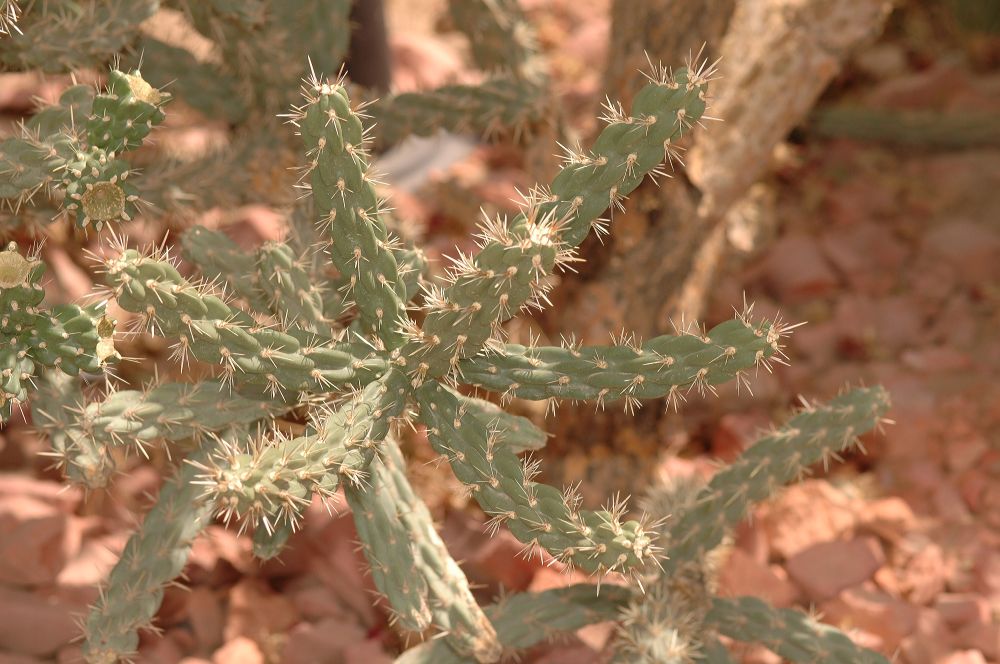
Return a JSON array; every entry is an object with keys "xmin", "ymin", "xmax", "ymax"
[
  {"xmin": 0, "ymin": 242, "xmax": 116, "ymax": 422},
  {"xmin": 4, "ymin": 5, "xmax": 894, "ymax": 662}
]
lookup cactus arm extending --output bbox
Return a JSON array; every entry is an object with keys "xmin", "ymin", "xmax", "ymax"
[
  {"xmin": 295, "ymin": 75, "xmax": 409, "ymax": 348},
  {"xmin": 706, "ymin": 596, "xmax": 890, "ymax": 664},
  {"xmin": 104, "ymin": 249, "xmax": 389, "ymax": 393},
  {"xmin": 87, "ymin": 69, "xmax": 170, "ymax": 154},
  {"xmin": 402, "ymin": 67, "xmax": 710, "ymax": 383},
  {"xmin": 131, "ymin": 36, "xmax": 249, "ymax": 125},
  {"xmin": 696, "ymin": 637, "xmax": 738, "ymax": 664},
  {"xmin": 369, "ymin": 77, "xmax": 547, "ymax": 147},
  {"xmin": 396, "ymin": 584, "xmax": 632, "ymax": 664},
  {"xmin": 664, "ymin": 386, "xmax": 891, "ymax": 571},
  {"xmin": 0, "ymin": 0, "xmax": 159, "ymax": 72},
  {"xmin": 446, "ymin": 0, "xmax": 540, "ymax": 78},
  {"xmin": 0, "ymin": 244, "xmax": 115, "ymax": 421},
  {"xmin": 416, "ymin": 381, "xmax": 656, "ymax": 578},
  {"xmin": 453, "ymin": 392, "xmax": 548, "ymax": 453},
  {"xmin": 49, "ymin": 381, "xmax": 282, "ymax": 489},
  {"xmin": 458, "ymin": 316, "xmax": 784, "ymax": 406},
  {"xmin": 347, "ymin": 438, "xmax": 502, "ymax": 662},
  {"xmin": 81, "ymin": 442, "xmax": 215, "ymax": 664},
  {"xmin": 194, "ymin": 369, "xmax": 408, "ymax": 532}
]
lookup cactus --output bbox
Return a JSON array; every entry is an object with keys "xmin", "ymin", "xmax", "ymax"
[
  {"xmin": 0, "ymin": 242, "xmax": 116, "ymax": 422},
  {"xmin": 0, "ymin": 69, "xmax": 169, "ymax": 230},
  {"xmin": 2, "ymin": 5, "xmax": 897, "ymax": 662}
]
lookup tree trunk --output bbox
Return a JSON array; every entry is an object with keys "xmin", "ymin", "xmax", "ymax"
[{"xmin": 539, "ymin": 0, "xmax": 891, "ymax": 501}]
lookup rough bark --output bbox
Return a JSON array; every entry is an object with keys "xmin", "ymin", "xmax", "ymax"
[{"xmin": 540, "ymin": 0, "xmax": 891, "ymax": 498}]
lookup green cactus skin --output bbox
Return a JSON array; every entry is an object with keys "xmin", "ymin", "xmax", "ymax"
[
  {"xmin": 706, "ymin": 597, "xmax": 889, "ymax": 664},
  {"xmin": 664, "ymin": 386, "xmax": 891, "ymax": 572},
  {"xmin": 453, "ymin": 392, "xmax": 549, "ymax": 454},
  {"xmin": 81, "ymin": 442, "xmax": 216, "ymax": 664},
  {"xmin": 39, "ymin": 381, "xmax": 281, "ymax": 489},
  {"xmin": 610, "ymin": 387, "xmax": 892, "ymax": 663},
  {"xmin": 0, "ymin": 243, "xmax": 115, "ymax": 422},
  {"xmin": 295, "ymin": 76, "xmax": 410, "ymax": 348},
  {"xmin": 0, "ymin": 0, "xmax": 159, "ymax": 72},
  {"xmin": 193, "ymin": 369, "xmax": 409, "ymax": 532},
  {"xmin": 0, "ymin": 70, "xmax": 167, "ymax": 230},
  {"xmin": 417, "ymin": 381, "xmax": 658, "ymax": 578},
  {"xmin": 369, "ymin": 77, "xmax": 547, "ymax": 147},
  {"xmin": 459, "ymin": 316, "xmax": 783, "ymax": 407},
  {"xmin": 695, "ymin": 637, "xmax": 738, "ymax": 664},
  {"xmin": 104, "ymin": 249, "xmax": 389, "ymax": 394},
  {"xmin": 396, "ymin": 584, "xmax": 632, "ymax": 663},
  {"xmin": 348, "ymin": 439, "xmax": 502, "ymax": 662},
  {"xmin": 446, "ymin": 0, "xmax": 540, "ymax": 79},
  {"xmin": 398, "ymin": 68, "xmax": 710, "ymax": 387}
]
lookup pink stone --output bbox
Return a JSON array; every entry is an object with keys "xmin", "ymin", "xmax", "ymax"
[
  {"xmin": 934, "ymin": 594, "xmax": 991, "ymax": 629},
  {"xmin": 0, "ymin": 495, "xmax": 78, "ymax": 586},
  {"xmin": 760, "ymin": 480, "xmax": 857, "ymax": 559},
  {"xmin": 0, "ymin": 587, "xmax": 78, "ymax": 656},
  {"xmin": 718, "ymin": 549, "xmax": 798, "ymax": 608},
  {"xmin": 820, "ymin": 584, "xmax": 919, "ymax": 651},
  {"xmin": 786, "ymin": 537, "xmax": 885, "ymax": 601},
  {"xmin": 761, "ymin": 234, "xmax": 839, "ymax": 303},
  {"xmin": 212, "ymin": 637, "xmax": 263, "ymax": 664}
]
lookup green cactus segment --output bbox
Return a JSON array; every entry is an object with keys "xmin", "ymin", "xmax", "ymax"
[
  {"xmin": 0, "ymin": 244, "xmax": 114, "ymax": 421},
  {"xmin": 105, "ymin": 249, "xmax": 389, "ymax": 393},
  {"xmin": 348, "ymin": 439, "xmax": 502, "ymax": 662},
  {"xmin": 181, "ymin": 227, "xmax": 334, "ymax": 331},
  {"xmin": 298, "ymin": 80, "xmax": 408, "ymax": 347},
  {"xmin": 416, "ymin": 382, "xmax": 657, "ymax": 577},
  {"xmin": 370, "ymin": 77, "xmax": 546, "ymax": 146},
  {"xmin": 613, "ymin": 582, "xmax": 708, "ymax": 664},
  {"xmin": 453, "ymin": 392, "xmax": 548, "ymax": 453},
  {"xmin": 87, "ymin": 69, "xmax": 169, "ymax": 153},
  {"xmin": 32, "ymin": 371, "xmax": 115, "ymax": 488},
  {"xmin": 61, "ymin": 146, "xmax": 142, "ymax": 230},
  {"xmin": 257, "ymin": 241, "xmax": 330, "ymax": 330},
  {"xmin": 707, "ymin": 597, "xmax": 890, "ymax": 664},
  {"xmin": 0, "ymin": 85, "xmax": 92, "ymax": 203},
  {"xmin": 133, "ymin": 37, "xmax": 249, "ymax": 124},
  {"xmin": 665, "ymin": 387, "xmax": 890, "ymax": 570},
  {"xmin": 82, "ymin": 443, "xmax": 214, "ymax": 664},
  {"xmin": 0, "ymin": 0, "xmax": 159, "ymax": 72},
  {"xmin": 396, "ymin": 584, "xmax": 632, "ymax": 664},
  {"xmin": 459, "ymin": 317, "xmax": 782, "ymax": 406},
  {"xmin": 446, "ymin": 0, "xmax": 539, "ymax": 77},
  {"xmin": 195, "ymin": 369, "xmax": 407, "ymax": 531},
  {"xmin": 48, "ymin": 381, "xmax": 281, "ymax": 489},
  {"xmin": 251, "ymin": 519, "xmax": 296, "ymax": 560},
  {"xmin": 695, "ymin": 637, "xmax": 738, "ymax": 664},
  {"xmin": 180, "ymin": 0, "xmax": 352, "ymax": 114},
  {"xmin": 405, "ymin": 69, "xmax": 708, "ymax": 383},
  {"xmin": 180, "ymin": 226, "xmax": 270, "ymax": 313}
]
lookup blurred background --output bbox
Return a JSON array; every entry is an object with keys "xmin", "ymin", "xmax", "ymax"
[{"xmin": 0, "ymin": 0, "xmax": 998, "ymax": 662}]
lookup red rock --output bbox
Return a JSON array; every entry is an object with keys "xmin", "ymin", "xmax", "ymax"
[
  {"xmin": 0, "ymin": 495, "xmax": 79, "ymax": 586},
  {"xmin": 902, "ymin": 347, "xmax": 973, "ymax": 374},
  {"xmin": 934, "ymin": 594, "xmax": 991, "ymax": 629},
  {"xmin": 760, "ymin": 481, "xmax": 856, "ymax": 559},
  {"xmin": 938, "ymin": 650, "xmax": 988, "ymax": 664},
  {"xmin": 761, "ymin": 234, "xmax": 839, "ymax": 303},
  {"xmin": 934, "ymin": 484, "xmax": 972, "ymax": 523},
  {"xmin": 186, "ymin": 588, "xmax": 224, "ymax": 653},
  {"xmin": 858, "ymin": 496, "xmax": 917, "ymax": 543},
  {"xmin": 212, "ymin": 637, "xmax": 263, "ymax": 664},
  {"xmin": 136, "ymin": 630, "xmax": 185, "ymax": 664},
  {"xmin": 223, "ymin": 580, "xmax": 299, "ymax": 643},
  {"xmin": 288, "ymin": 578, "xmax": 351, "ymax": 622},
  {"xmin": 955, "ymin": 622, "xmax": 1000, "ymax": 661},
  {"xmin": 468, "ymin": 529, "xmax": 540, "ymax": 592},
  {"xmin": 899, "ymin": 542, "xmax": 947, "ymax": 605},
  {"xmin": 821, "ymin": 223, "xmax": 907, "ymax": 295},
  {"xmin": 711, "ymin": 412, "xmax": 770, "ymax": 461},
  {"xmin": 57, "ymin": 532, "xmax": 128, "ymax": 594},
  {"xmin": 957, "ymin": 469, "xmax": 988, "ymax": 512},
  {"xmin": 342, "ymin": 640, "xmax": 393, "ymax": 664},
  {"xmin": 0, "ymin": 587, "xmax": 78, "ymax": 656},
  {"xmin": 0, "ymin": 652, "xmax": 47, "ymax": 664},
  {"xmin": 820, "ymin": 584, "xmax": 919, "ymax": 651},
  {"xmin": 922, "ymin": 221, "xmax": 1000, "ymax": 286},
  {"xmin": 0, "ymin": 476, "xmax": 80, "ymax": 511},
  {"xmin": 900, "ymin": 609, "xmax": 952, "ymax": 664},
  {"xmin": 718, "ymin": 549, "xmax": 798, "ymax": 608},
  {"xmin": 281, "ymin": 617, "xmax": 368, "ymax": 664},
  {"xmin": 786, "ymin": 537, "xmax": 885, "ymax": 601},
  {"xmin": 528, "ymin": 566, "xmax": 595, "ymax": 593},
  {"xmin": 533, "ymin": 644, "xmax": 601, "ymax": 664}
]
